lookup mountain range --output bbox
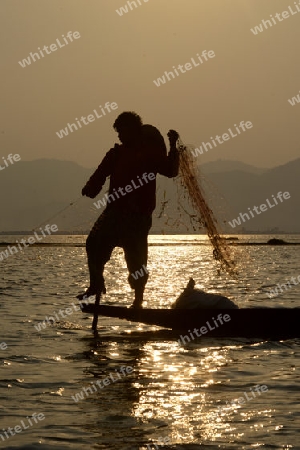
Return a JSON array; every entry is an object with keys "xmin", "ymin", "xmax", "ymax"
[{"xmin": 0, "ymin": 158, "xmax": 299, "ymax": 233}]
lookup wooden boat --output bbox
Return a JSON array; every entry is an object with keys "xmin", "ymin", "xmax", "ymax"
[{"xmin": 81, "ymin": 304, "xmax": 300, "ymax": 339}]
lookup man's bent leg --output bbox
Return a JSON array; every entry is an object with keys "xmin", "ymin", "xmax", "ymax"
[
  {"xmin": 122, "ymin": 213, "xmax": 152, "ymax": 308},
  {"xmin": 85, "ymin": 209, "xmax": 118, "ymax": 296}
]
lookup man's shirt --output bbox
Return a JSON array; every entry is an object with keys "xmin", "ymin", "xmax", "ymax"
[{"xmin": 84, "ymin": 125, "xmax": 179, "ymax": 215}]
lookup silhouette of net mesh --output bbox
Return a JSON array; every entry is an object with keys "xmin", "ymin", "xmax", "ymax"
[{"xmin": 174, "ymin": 137, "xmax": 238, "ymax": 277}]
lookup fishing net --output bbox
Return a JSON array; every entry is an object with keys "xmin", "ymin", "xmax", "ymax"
[{"xmin": 172, "ymin": 136, "xmax": 238, "ymax": 277}]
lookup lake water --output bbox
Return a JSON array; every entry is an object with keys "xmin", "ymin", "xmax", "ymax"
[{"xmin": 1, "ymin": 234, "xmax": 300, "ymax": 449}]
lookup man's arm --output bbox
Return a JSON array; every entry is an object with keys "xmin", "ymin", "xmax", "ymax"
[
  {"xmin": 82, "ymin": 145, "xmax": 119, "ymax": 198},
  {"xmin": 157, "ymin": 130, "xmax": 180, "ymax": 178}
]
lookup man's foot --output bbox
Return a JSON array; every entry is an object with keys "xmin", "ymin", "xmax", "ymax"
[
  {"xmin": 77, "ymin": 289, "xmax": 96, "ymax": 301},
  {"xmin": 77, "ymin": 286, "xmax": 106, "ymax": 300},
  {"xmin": 130, "ymin": 302, "xmax": 143, "ymax": 309},
  {"xmin": 131, "ymin": 286, "xmax": 144, "ymax": 309}
]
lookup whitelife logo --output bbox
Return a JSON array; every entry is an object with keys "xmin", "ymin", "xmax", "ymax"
[
  {"xmin": 250, "ymin": 1, "xmax": 300, "ymax": 35},
  {"xmin": 93, "ymin": 172, "xmax": 155, "ymax": 210},
  {"xmin": 131, "ymin": 264, "xmax": 148, "ymax": 281},
  {"xmin": 191, "ymin": 121, "xmax": 253, "ymax": 157},
  {"xmin": 216, "ymin": 384, "xmax": 268, "ymax": 417},
  {"xmin": 178, "ymin": 313, "xmax": 231, "ymax": 345},
  {"xmin": 116, "ymin": 0, "xmax": 150, "ymax": 16},
  {"xmin": 18, "ymin": 31, "xmax": 81, "ymax": 68},
  {"xmin": 153, "ymin": 50, "xmax": 215, "ymax": 87},
  {"xmin": 228, "ymin": 191, "xmax": 291, "ymax": 228},
  {"xmin": 288, "ymin": 89, "xmax": 300, "ymax": 106},
  {"xmin": 0, "ymin": 413, "xmax": 45, "ymax": 443},
  {"xmin": 71, "ymin": 366, "xmax": 133, "ymax": 402},
  {"xmin": 145, "ymin": 436, "xmax": 172, "ymax": 449},
  {"xmin": 56, "ymin": 102, "xmax": 118, "ymax": 139},
  {"xmin": 0, "ymin": 342, "xmax": 7, "ymax": 350},
  {"xmin": 34, "ymin": 297, "xmax": 95, "ymax": 332},
  {"xmin": 268, "ymin": 274, "xmax": 300, "ymax": 298},
  {"xmin": 0, "ymin": 224, "xmax": 58, "ymax": 262},
  {"xmin": 0, "ymin": 153, "xmax": 21, "ymax": 171}
]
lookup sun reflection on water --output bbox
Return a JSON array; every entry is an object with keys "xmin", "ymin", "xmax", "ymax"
[{"xmin": 130, "ymin": 340, "xmax": 243, "ymax": 444}]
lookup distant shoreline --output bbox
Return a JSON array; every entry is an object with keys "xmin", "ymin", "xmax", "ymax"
[
  {"xmin": 1, "ymin": 241, "xmax": 300, "ymax": 247},
  {"xmin": 0, "ymin": 232, "xmax": 300, "ymax": 235}
]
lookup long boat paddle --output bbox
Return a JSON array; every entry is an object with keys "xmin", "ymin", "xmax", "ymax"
[{"xmin": 92, "ymin": 293, "xmax": 101, "ymax": 332}]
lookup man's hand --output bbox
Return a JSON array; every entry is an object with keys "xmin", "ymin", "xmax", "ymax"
[
  {"xmin": 167, "ymin": 129, "xmax": 179, "ymax": 147},
  {"xmin": 82, "ymin": 185, "xmax": 96, "ymax": 198}
]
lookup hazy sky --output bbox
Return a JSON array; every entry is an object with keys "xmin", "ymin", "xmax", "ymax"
[{"xmin": 1, "ymin": 0, "xmax": 300, "ymax": 168}]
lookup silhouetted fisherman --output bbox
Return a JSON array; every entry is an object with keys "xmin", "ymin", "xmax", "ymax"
[{"xmin": 77, "ymin": 111, "xmax": 179, "ymax": 308}]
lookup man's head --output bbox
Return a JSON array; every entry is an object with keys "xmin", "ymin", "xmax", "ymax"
[{"xmin": 113, "ymin": 111, "xmax": 143, "ymax": 145}]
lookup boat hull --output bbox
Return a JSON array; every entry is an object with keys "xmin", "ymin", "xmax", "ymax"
[{"xmin": 81, "ymin": 305, "xmax": 300, "ymax": 339}]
